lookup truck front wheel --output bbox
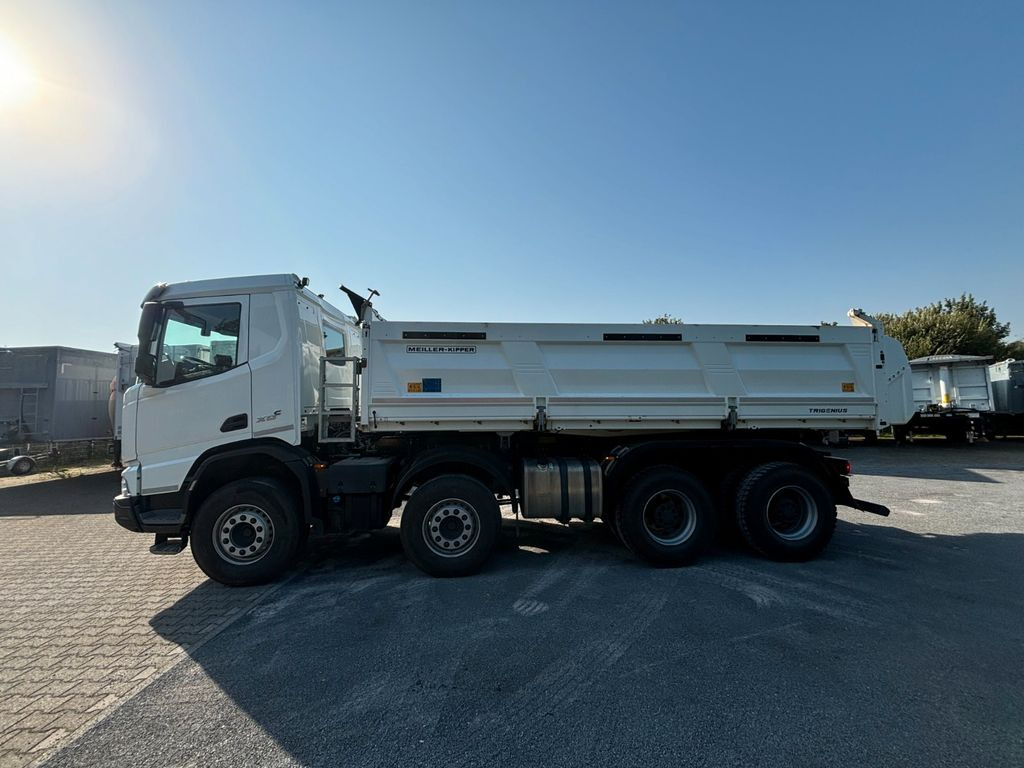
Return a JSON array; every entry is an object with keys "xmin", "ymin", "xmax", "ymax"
[
  {"xmin": 617, "ymin": 467, "xmax": 714, "ymax": 567},
  {"xmin": 190, "ymin": 478, "xmax": 303, "ymax": 587},
  {"xmin": 599, "ymin": 506, "xmax": 626, "ymax": 546},
  {"xmin": 734, "ymin": 462, "xmax": 836, "ymax": 561},
  {"xmin": 400, "ymin": 475, "xmax": 501, "ymax": 577}
]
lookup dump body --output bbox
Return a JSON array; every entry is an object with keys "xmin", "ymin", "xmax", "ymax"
[
  {"xmin": 364, "ymin": 320, "xmax": 913, "ymax": 434},
  {"xmin": 909, "ymin": 355, "xmax": 994, "ymax": 412},
  {"xmin": 896, "ymin": 355, "xmax": 996, "ymax": 443}
]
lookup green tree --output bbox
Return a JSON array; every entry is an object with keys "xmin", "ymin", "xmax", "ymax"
[
  {"xmin": 876, "ymin": 294, "xmax": 1012, "ymax": 360},
  {"xmin": 1004, "ymin": 338, "xmax": 1024, "ymax": 359},
  {"xmin": 643, "ymin": 313, "xmax": 683, "ymax": 325}
]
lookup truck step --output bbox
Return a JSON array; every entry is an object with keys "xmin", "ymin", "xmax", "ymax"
[{"xmin": 150, "ymin": 534, "xmax": 188, "ymax": 555}]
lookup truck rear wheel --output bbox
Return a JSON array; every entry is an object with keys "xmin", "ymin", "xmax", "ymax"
[
  {"xmin": 734, "ymin": 462, "xmax": 836, "ymax": 561},
  {"xmin": 617, "ymin": 467, "xmax": 714, "ymax": 567},
  {"xmin": 400, "ymin": 475, "xmax": 501, "ymax": 577},
  {"xmin": 190, "ymin": 478, "xmax": 302, "ymax": 587}
]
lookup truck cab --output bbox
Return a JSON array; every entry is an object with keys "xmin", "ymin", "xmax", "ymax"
[{"xmin": 117, "ymin": 275, "xmax": 359, "ymax": 537}]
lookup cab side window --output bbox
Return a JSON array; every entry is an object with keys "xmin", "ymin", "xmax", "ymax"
[
  {"xmin": 156, "ymin": 303, "xmax": 241, "ymax": 386},
  {"xmin": 323, "ymin": 325, "xmax": 346, "ymax": 358}
]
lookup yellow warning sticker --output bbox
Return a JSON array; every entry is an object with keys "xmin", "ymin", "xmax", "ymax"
[
  {"xmin": 842, "ymin": 382, "xmax": 855, "ymax": 392},
  {"xmin": 407, "ymin": 382, "xmax": 423, "ymax": 393}
]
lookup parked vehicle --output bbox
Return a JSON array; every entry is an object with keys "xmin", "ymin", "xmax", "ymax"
[
  {"xmin": 113, "ymin": 274, "xmax": 913, "ymax": 585},
  {"xmin": 986, "ymin": 359, "xmax": 1024, "ymax": 437},
  {"xmin": 0, "ymin": 448, "xmax": 37, "ymax": 476},
  {"xmin": 108, "ymin": 343, "xmax": 139, "ymax": 467},
  {"xmin": 894, "ymin": 355, "xmax": 994, "ymax": 443},
  {"xmin": 0, "ymin": 346, "xmax": 117, "ymax": 443}
]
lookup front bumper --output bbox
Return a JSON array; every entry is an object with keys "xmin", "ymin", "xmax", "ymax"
[
  {"xmin": 112, "ymin": 492, "xmax": 187, "ymax": 534},
  {"xmin": 113, "ymin": 493, "xmax": 142, "ymax": 532}
]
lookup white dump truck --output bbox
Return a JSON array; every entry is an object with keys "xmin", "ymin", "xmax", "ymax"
[{"xmin": 114, "ymin": 274, "xmax": 913, "ymax": 585}]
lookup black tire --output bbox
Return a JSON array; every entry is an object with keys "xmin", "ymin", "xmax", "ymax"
[
  {"xmin": 617, "ymin": 467, "xmax": 714, "ymax": 567},
  {"xmin": 715, "ymin": 467, "xmax": 748, "ymax": 545},
  {"xmin": 601, "ymin": 505, "xmax": 634, "ymax": 549},
  {"xmin": 734, "ymin": 462, "xmax": 836, "ymax": 561},
  {"xmin": 190, "ymin": 478, "xmax": 303, "ymax": 587},
  {"xmin": 599, "ymin": 506, "xmax": 623, "ymax": 544},
  {"xmin": 613, "ymin": 504, "xmax": 634, "ymax": 552},
  {"xmin": 11, "ymin": 457, "xmax": 34, "ymax": 476},
  {"xmin": 600, "ymin": 504, "xmax": 635, "ymax": 551},
  {"xmin": 400, "ymin": 475, "xmax": 501, "ymax": 577}
]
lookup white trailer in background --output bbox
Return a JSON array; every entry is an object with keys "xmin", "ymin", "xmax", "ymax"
[
  {"xmin": 897, "ymin": 355, "xmax": 994, "ymax": 443},
  {"xmin": 109, "ymin": 343, "xmax": 139, "ymax": 466},
  {"xmin": 113, "ymin": 274, "xmax": 913, "ymax": 586}
]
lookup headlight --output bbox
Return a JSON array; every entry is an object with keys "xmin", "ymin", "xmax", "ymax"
[{"xmin": 121, "ymin": 477, "xmax": 130, "ymax": 496}]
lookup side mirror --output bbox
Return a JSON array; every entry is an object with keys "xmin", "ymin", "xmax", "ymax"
[
  {"xmin": 135, "ymin": 352, "xmax": 157, "ymax": 386},
  {"xmin": 135, "ymin": 302, "xmax": 162, "ymax": 386}
]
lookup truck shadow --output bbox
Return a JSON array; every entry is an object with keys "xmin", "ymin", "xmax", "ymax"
[
  {"xmin": 44, "ymin": 516, "xmax": 1024, "ymax": 767},
  {"xmin": 840, "ymin": 443, "xmax": 1022, "ymax": 483},
  {"xmin": 0, "ymin": 471, "xmax": 119, "ymax": 517}
]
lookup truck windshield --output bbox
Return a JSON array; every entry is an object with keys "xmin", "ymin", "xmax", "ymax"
[{"xmin": 154, "ymin": 303, "xmax": 241, "ymax": 386}]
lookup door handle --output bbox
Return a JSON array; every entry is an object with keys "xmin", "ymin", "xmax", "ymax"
[{"xmin": 220, "ymin": 414, "xmax": 248, "ymax": 433}]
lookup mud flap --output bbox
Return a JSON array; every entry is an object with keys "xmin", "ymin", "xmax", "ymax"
[{"xmin": 843, "ymin": 498, "xmax": 891, "ymax": 517}]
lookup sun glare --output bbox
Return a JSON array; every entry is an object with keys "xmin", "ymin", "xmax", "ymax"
[{"xmin": 0, "ymin": 34, "xmax": 37, "ymax": 108}]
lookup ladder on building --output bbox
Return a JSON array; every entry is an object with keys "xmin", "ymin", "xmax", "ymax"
[
  {"xmin": 317, "ymin": 356, "xmax": 362, "ymax": 443},
  {"xmin": 20, "ymin": 388, "xmax": 39, "ymax": 439}
]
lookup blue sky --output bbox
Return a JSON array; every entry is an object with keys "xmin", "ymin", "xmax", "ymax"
[{"xmin": 1, "ymin": 0, "xmax": 1021, "ymax": 350}]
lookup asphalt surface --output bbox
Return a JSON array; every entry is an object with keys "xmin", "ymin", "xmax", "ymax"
[
  {"xmin": 0, "ymin": 471, "xmax": 278, "ymax": 768},
  {"xmin": 42, "ymin": 443, "xmax": 1024, "ymax": 767}
]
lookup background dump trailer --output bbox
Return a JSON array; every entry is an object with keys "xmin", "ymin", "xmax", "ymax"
[
  {"xmin": 896, "ymin": 355, "xmax": 994, "ymax": 443},
  {"xmin": 987, "ymin": 359, "xmax": 1024, "ymax": 437},
  {"xmin": 113, "ymin": 274, "xmax": 913, "ymax": 586},
  {"xmin": 0, "ymin": 346, "xmax": 117, "ymax": 445}
]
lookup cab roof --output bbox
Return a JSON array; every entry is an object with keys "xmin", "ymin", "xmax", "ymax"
[{"xmin": 144, "ymin": 274, "xmax": 354, "ymax": 325}]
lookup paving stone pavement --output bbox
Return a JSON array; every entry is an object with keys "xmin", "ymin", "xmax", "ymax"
[{"xmin": 0, "ymin": 473, "xmax": 277, "ymax": 768}]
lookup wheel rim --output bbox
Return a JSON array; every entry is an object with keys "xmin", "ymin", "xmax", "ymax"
[
  {"xmin": 212, "ymin": 504, "xmax": 275, "ymax": 565},
  {"xmin": 423, "ymin": 498, "xmax": 480, "ymax": 558},
  {"xmin": 642, "ymin": 490, "xmax": 697, "ymax": 546},
  {"xmin": 765, "ymin": 485, "xmax": 818, "ymax": 541},
  {"xmin": 13, "ymin": 459, "xmax": 30, "ymax": 474}
]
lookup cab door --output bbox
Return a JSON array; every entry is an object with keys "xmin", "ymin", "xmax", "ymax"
[{"xmin": 135, "ymin": 296, "xmax": 251, "ymax": 495}]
